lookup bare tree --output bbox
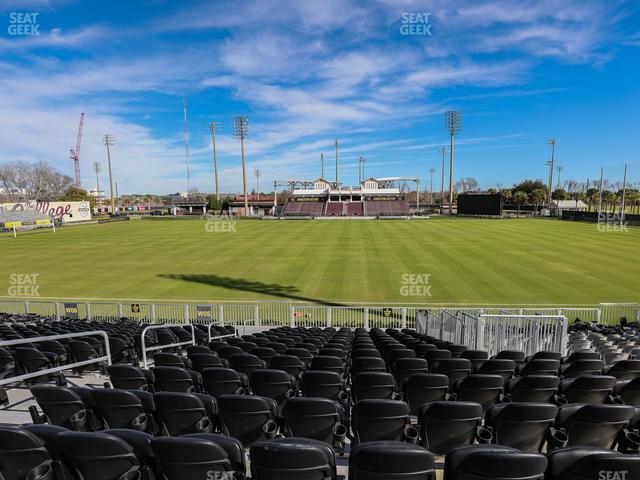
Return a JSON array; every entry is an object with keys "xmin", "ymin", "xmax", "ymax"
[
  {"xmin": 0, "ymin": 161, "xmax": 73, "ymax": 202},
  {"xmin": 454, "ymin": 177, "xmax": 480, "ymax": 193}
]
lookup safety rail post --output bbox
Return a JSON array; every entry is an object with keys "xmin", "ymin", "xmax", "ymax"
[
  {"xmin": 55, "ymin": 302, "xmax": 61, "ymax": 321},
  {"xmin": 150, "ymin": 304, "xmax": 156, "ymax": 323},
  {"xmin": 0, "ymin": 330, "xmax": 112, "ymax": 390},
  {"xmin": 364, "ymin": 307, "xmax": 369, "ymax": 329},
  {"xmin": 141, "ymin": 323, "xmax": 196, "ymax": 369},
  {"xmin": 218, "ymin": 305, "xmax": 225, "ymax": 325},
  {"xmin": 401, "ymin": 308, "xmax": 407, "ymax": 329},
  {"xmin": 290, "ymin": 306, "xmax": 295, "ymax": 327},
  {"xmin": 117, "ymin": 303, "xmax": 123, "ymax": 319},
  {"xmin": 86, "ymin": 302, "xmax": 91, "ymax": 320},
  {"xmin": 254, "ymin": 303, "xmax": 260, "ymax": 326},
  {"xmin": 183, "ymin": 304, "xmax": 189, "ymax": 323},
  {"xmin": 25, "ymin": 301, "xmax": 30, "ymax": 314}
]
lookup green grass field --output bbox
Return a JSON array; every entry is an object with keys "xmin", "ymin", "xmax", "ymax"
[{"xmin": 1, "ymin": 218, "xmax": 638, "ymax": 305}]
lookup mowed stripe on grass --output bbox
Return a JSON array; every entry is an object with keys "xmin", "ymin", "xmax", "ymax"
[{"xmin": 1, "ymin": 218, "xmax": 638, "ymax": 304}]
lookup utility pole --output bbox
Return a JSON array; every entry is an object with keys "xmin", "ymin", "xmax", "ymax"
[
  {"xmin": 444, "ymin": 111, "xmax": 462, "ymax": 215},
  {"xmin": 335, "ymin": 139, "xmax": 339, "ymax": 187},
  {"xmin": 428, "ymin": 168, "xmax": 436, "ymax": 205},
  {"xmin": 103, "ymin": 134, "xmax": 115, "ymax": 214},
  {"xmin": 209, "ymin": 121, "xmax": 221, "ymax": 201},
  {"xmin": 233, "ymin": 115, "xmax": 249, "ymax": 216},
  {"xmin": 92, "ymin": 162, "xmax": 102, "ymax": 208},
  {"xmin": 440, "ymin": 146, "xmax": 446, "ymax": 209},
  {"xmin": 115, "ymin": 182, "xmax": 119, "ymax": 212},
  {"xmin": 597, "ymin": 166, "xmax": 604, "ymax": 224},
  {"xmin": 621, "ymin": 163, "xmax": 628, "ymax": 226},
  {"xmin": 321, "ymin": 153, "xmax": 324, "ymax": 179},
  {"xmin": 547, "ymin": 139, "xmax": 556, "ymax": 202}
]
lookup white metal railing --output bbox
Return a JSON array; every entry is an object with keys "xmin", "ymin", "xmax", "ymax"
[
  {"xmin": 140, "ymin": 323, "xmax": 195, "ymax": 369},
  {"xmin": 0, "ymin": 331, "xmax": 112, "ymax": 388},
  {"xmin": 0, "ymin": 299, "xmax": 635, "ymax": 327}
]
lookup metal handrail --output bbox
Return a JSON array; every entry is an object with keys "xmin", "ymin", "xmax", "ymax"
[
  {"xmin": 0, "ymin": 330, "xmax": 112, "ymax": 387},
  {"xmin": 141, "ymin": 323, "xmax": 195, "ymax": 369},
  {"xmin": 207, "ymin": 323, "xmax": 237, "ymax": 343}
]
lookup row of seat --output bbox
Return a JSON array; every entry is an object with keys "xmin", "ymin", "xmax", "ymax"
[{"xmin": 4, "ymin": 424, "xmax": 640, "ymax": 480}]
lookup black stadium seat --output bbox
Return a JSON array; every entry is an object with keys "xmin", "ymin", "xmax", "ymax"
[
  {"xmin": 217, "ymin": 394, "xmax": 278, "ymax": 447},
  {"xmin": 403, "ymin": 373, "xmax": 449, "ymax": 414},
  {"xmin": 282, "ymin": 397, "xmax": 346, "ymax": 448},
  {"xmin": 108, "ymin": 365, "xmax": 155, "ymax": 391},
  {"xmin": 418, "ymin": 401, "xmax": 484, "ymax": 455},
  {"xmin": 30, "ymin": 385, "xmax": 98, "ymax": 431},
  {"xmin": 91, "ymin": 388, "xmax": 159, "ymax": 434},
  {"xmin": 443, "ymin": 444, "xmax": 547, "ymax": 480},
  {"xmin": 484, "ymin": 402, "xmax": 558, "ymax": 453},
  {"xmin": 250, "ymin": 438, "xmax": 338, "ymax": 480},
  {"xmin": 0, "ymin": 426, "xmax": 56, "ymax": 480},
  {"xmin": 349, "ymin": 441, "xmax": 436, "ymax": 480},
  {"xmin": 153, "ymin": 391, "xmax": 217, "ymax": 435},
  {"xmin": 351, "ymin": 399, "xmax": 417, "ymax": 445},
  {"xmin": 546, "ymin": 446, "xmax": 640, "ymax": 480}
]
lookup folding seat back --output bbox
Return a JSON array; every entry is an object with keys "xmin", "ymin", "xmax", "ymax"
[
  {"xmin": 506, "ymin": 375, "xmax": 560, "ymax": 403},
  {"xmin": 387, "ymin": 349, "xmax": 416, "ymax": 366},
  {"xmin": 310, "ymin": 356, "xmax": 345, "ymax": 376},
  {"xmin": 557, "ymin": 404, "xmax": 635, "ymax": 449},
  {"xmin": 217, "ymin": 345, "xmax": 243, "ymax": 360},
  {"xmin": 67, "ymin": 340, "xmax": 100, "ymax": 365},
  {"xmin": 393, "ymin": 358, "xmax": 429, "ymax": 387},
  {"xmin": 152, "ymin": 433, "xmax": 245, "ymax": 480},
  {"xmin": 352, "ymin": 399, "xmax": 414, "ymax": 444},
  {"xmin": 460, "ymin": 350, "xmax": 488, "ymax": 372},
  {"xmin": 485, "ymin": 403, "xmax": 558, "ymax": 453},
  {"xmin": 37, "ymin": 340, "xmax": 69, "ymax": 363},
  {"xmin": 560, "ymin": 359, "xmax": 605, "ymax": 378},
  {"xmin": 250, "ymin": 438, "xmax": 337, "ymax": 480},
  {"xmin": 287, "ymin": 348, "xmax": 314, "ymax": 364},
  {"xmin": 297, "ymin": 343, "xmax": 319, "ymax": 355},
  {"xmin": 0, "ymin": 347, "xmax": 15, "ymax": 378},
  {"xmin": 495, "ymin": 350, "xmax": 525, "ymax": 365},
  {"xmin": 444, "ymin": 444, "xmax": 547, "ymax": 480},
  {"xmin": 91, "ymin": 388, "xmax": 157, "ymax": 433},
  {"xmin": 30, "ymin": 385, "xmax": 93, "ymax": 431},
  {"xmin": 478, "ymin": 358, "xmax": 516, "ymax": 380},
  {"xmin": 201, "ymin": 367, "xmax": 246, "ymax": 397},
  {"xmin": 189, "ymin": 353, "xmax": 225, "ymax": 373},
  {"xmin": 546, "ymin": 447, "xmax": 640, "ymax": 480},
  {"xmin": 455, "ymin": 374, "xmax": 504, "ymax": 411},
  {"xmin": 563, "ymin": 351, "xmax": 600, "ymax": 363},
  {"xmin": 424, "ymin": 349, "xmax": 452, "ymax": 371},
  {"xmin": 154, "ymin": 391, "xmax": 217, "ymax": 436},
  {"xmin": 57, "ymin": 430, "xmax": 153, "ymax": 480},
  {"xmin": 152, "ymin": 366, "xmax": 199, "ymax": 393},
  {"xmin": 270, "ymin": 355, "xmax": 305, "ymax": 378},
  {"xmin": 0, "ymin": 426, "xmax": 54, "ymax": 480},
  {"xmin": 403, "ymin": 373, "xmax": 449, "ymax": 414},
  {"xmin": 15, "ymin": 347, "xmax": 54, "ymax": 374},
  {"xmin": 615, "ymin": 377, "xmax": 640, "ymax": 407},
  {"xmin": 319, "ymin": 348, "xmax": 346, "ymax": 360},
  {"xmin": 302, "ymin": 371, "xmax": 347, "ymax": 401},
  {"xmin": 436, "ymin": 358, "xmax": 472, "ymax": 387},
  {"xmin": 352, "ymin": 348, "xmax": 381, "ymax": 359},
  {"xmin": 282, "ymin": 397, "xmax": 346, "ymax": 446},
  {"xmin": 186, "ymin": 345, "xmax": 212, "ymax": 356},
  {"xmin": 351, "ymin": 356, "xmax": 386, "ymax": 376},
  {"xmin": 528, "ymin": 351, "xmax": 562, "ymax": 362},
  {"xmin": 252, "ymin": 347, "xmax": 277, "ymax": 367},
  {"xmin": 217, "ymin": 395, "xmax": 278, "ymax": 447},
  {"xmin": 229, "ymin": 353, "xmax": 265, "ymax": 377},
  {"xmin": 559, "ymin": 375, "xmax": 617, "ymax": 404},
  {"xmin": 419, "ymin": 401, "xmax": 483, "ymax": 455},
  {"xmin": 607, "ymin": 360, "xmax": 640, "ymax": 380},
  {"xmin": 349, "ymin": 441, "xmax": 435, "ymax": 480},
  {"xmin": 108, "ymin": 365, "xmax": 155, "ymax": 391},
  {"xmin": 250, "ymin": 369, "xmax": 296, "ymax": 405},
  {"xmin": 353, "ymin": 372, "xmax": 397, "ymax": 401},
  {"xmin": 518, "ymin": 359, "xmax": 560, "ymax": 376},
  {"xmin": 153, "ymin": 352, "xmax": 189, "ymax": 369}
]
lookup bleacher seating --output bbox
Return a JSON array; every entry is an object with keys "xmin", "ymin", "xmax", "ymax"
[
  {"xmin": 364, "ymin": 200, "xmax": 410, "ymax": 216},
  {"xmin": 281, "ymin": 201, "xmax": 325, "ymax": 216},
  {"xmin": 347, "ymin": 202, "xmax": 363, "ymax": 216},
  {"xmin": 1, "ymin": 312, "xmax": 640, "ymax": 478},
  {"xmin": 325, "ymin": 202, "xmax": 344, "ymax": 216}
]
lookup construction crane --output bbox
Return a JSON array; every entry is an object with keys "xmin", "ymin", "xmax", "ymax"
[{"xmin": 69, "ymin": 113, "xmax": 84, "ymax": 187}]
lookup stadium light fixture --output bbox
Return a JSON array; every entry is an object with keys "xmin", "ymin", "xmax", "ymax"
[
  {"xmin": 444, "ymin": 110, "xmax": 462, "ymax": 215},
  {"xmin": 209, "ymin": 121, "xmax": 222, "ymax": 201},
  {"xmin": 439, "ymin": 146, "xmax": 446, "ymax": 208},
  {"xmin": 428, "ymin": 168, "xmax": 436, "ymax": 205},
  {"xmin": 547, "ymin": 139, "xmax": 557, "ymax": 202},
  {"xmin": 103, "ymin": 134, "xmax": 115, "ymax": 214},
  {"xmin": 233, "ymin": 115, "xmax": 249, "ymax": 216},
  {"xmin": 556, "ymin": 165, "xmax": 564, "ymax": 190},
  {"xmin": 254, "ymin": 168, "xmax": 261, "ymax": 201}
]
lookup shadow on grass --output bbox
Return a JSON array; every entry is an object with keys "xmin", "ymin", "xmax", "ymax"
[{"xmin": 159, "ymin": 273, "xmax": 343, "ymax": 307}]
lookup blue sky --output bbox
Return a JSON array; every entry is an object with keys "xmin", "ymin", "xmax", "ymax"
[{"xmin": 1, "ymin": 0, "xmax": 639, "ymax": 194}]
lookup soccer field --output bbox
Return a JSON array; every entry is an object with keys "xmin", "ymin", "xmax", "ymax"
[{"xmin": 1, "ymin": 218, "xmax": 638, "ymax": 305}]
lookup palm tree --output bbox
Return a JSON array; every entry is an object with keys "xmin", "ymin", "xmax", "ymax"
[
  {"xmin": 531, "ymin": 188, "xmax": 546, "ymax": 215},
  {"xmin": 513, "ymin": 191, "xmax": 528, "ymax": 218}
]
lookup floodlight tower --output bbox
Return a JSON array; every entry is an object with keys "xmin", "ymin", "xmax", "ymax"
[
  {"xmin": 556, "ymin": 165, "xmax": 564, "ymax": 190},
  {"xmin": 439, "ymin": 146, "xmax": 446, "ymax": 207},
  {"xmin": 92, "ymin": 162, "xmax": 102, "ymax": 207},
  {"xmin": 444, "ymin": 110, "xmax": 462, "ymax": 215},
  {"xmin": 359, "ymin": 156, "xmax": 366, "ymax": 184},
  {"xmin": 547, "ymin": 139, "xmax": 557, "ymax": 202},
  {"xmin": 428, "ymin": 168, "xmax": 436, "ymax": 205},
  {"xmin": 103, "ymin": 134, "xmax": 115, "ymax": 214},
  {"xmin": 254, "ymin": 168, "xmax": 261, "ymax": 201},
  {"xmin": 233, "ymin": 115, "xmax": 249, "ymax": 216},
  {"xmin": 209, "ymin": 121, "xmax": 222, "ymax": 201}
]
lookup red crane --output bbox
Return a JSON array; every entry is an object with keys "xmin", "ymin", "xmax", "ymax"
[{"xmin": 69, "ymin": 112, "xmax": 84, "ymax": 187}]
